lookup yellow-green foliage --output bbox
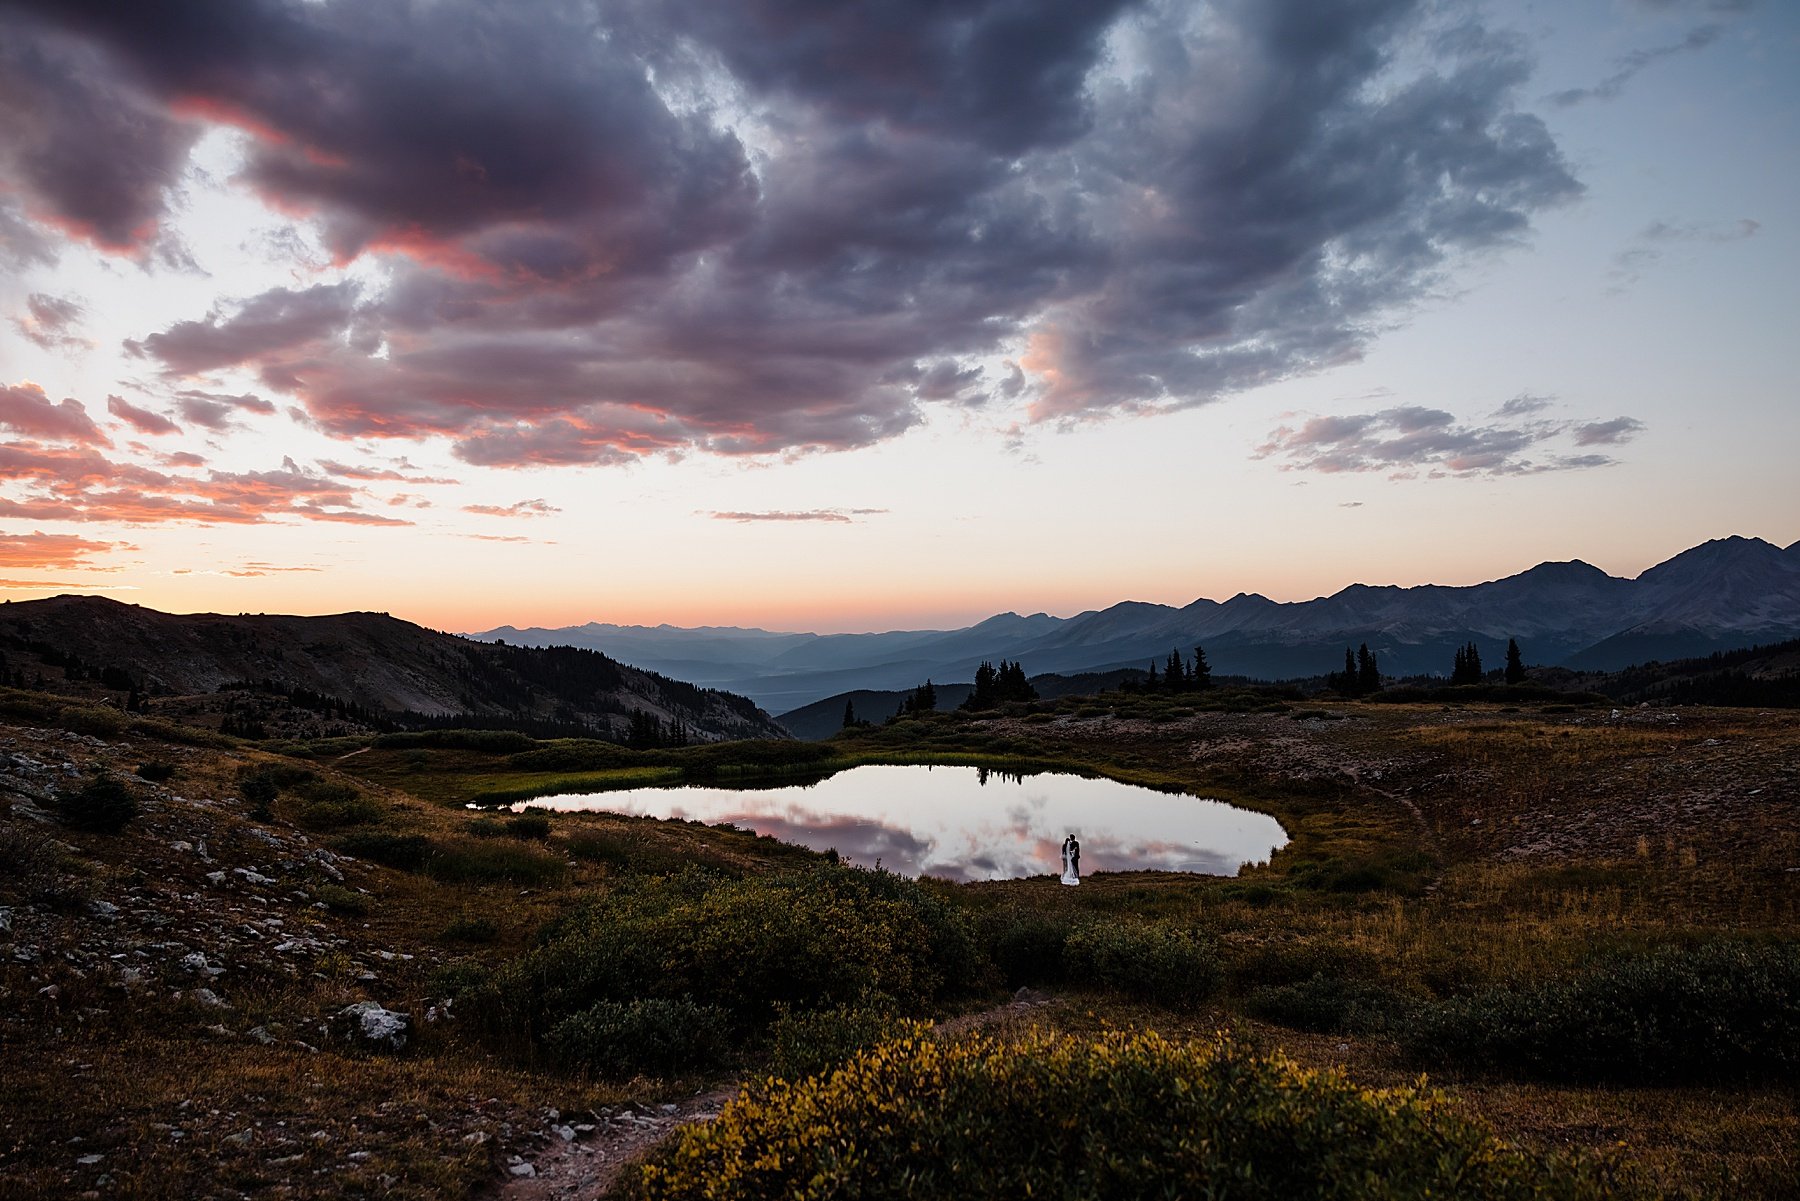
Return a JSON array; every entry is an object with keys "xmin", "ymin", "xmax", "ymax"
[{"xmin": 624, "ymin": 1031, "xmax": 1614, "ymax": 1200}]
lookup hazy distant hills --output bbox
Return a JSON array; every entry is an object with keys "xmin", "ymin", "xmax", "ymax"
[
  {"xmin": 476, "ymin": 536, "xmax": 1800, "ymax": 712},
  {"xmin": 0, "ymin": 595, "xmax": 786, "ymax": 742}
]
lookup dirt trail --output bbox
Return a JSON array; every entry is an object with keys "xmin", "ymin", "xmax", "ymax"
[{"xmin": 490, "ymin": 990, "xmax": 1056, "ymax": 1199}]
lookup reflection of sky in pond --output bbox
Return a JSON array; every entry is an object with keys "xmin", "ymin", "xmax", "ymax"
[{"xmin": 522, "ymin": 765, "xmax": 1287, "ymax": 882}]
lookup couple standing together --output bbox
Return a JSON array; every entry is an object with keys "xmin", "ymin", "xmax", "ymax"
[{"xmin": 1060, "ymin": 833, "xmax": 1081, "ymax": 885}]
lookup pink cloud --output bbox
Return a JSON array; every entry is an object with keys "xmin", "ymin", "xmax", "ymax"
[
  {"xmin": 0, "ymin": 531, "xmax": 123, "ymax": 570},
  {"xmin": 106, "ymin": 393, "xmax": 182, "ymax": 436},
  {"xmin": 462, "ymin": 497, "xmax": 561, "ymax": 518},
  {"xmin": 0, "ymin": 381, "xmax": 107, "ymax": 444}
]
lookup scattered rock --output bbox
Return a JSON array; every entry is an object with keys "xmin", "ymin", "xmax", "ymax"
[{"xmin": 335, "ymin": 1000, "xmax": 409, "ymax": 1050}]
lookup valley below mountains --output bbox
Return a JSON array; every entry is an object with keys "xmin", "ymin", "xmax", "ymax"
[{"xmin": 477, "ymin": 535, "xmax": 1800, "ymax": 713}]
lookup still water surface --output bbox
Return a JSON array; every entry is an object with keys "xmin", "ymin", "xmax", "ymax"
[{"xmin": 523, "ymin": 764, "xmax": 1287, "ymax": 882}]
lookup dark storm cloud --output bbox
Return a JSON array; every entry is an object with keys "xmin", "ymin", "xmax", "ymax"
[
  {"xmin": 624, "ymin": 0, "xmax": 1135, "ymax": 154},
  {"xmin": 0, "ymin": 17, "xmax": 203, "ymax": 250},
  {"xmin": 1257, "ymin": 402, "xmax": 1646, "ymax": 477},
  {"xmin": 7, "ymin": 0, "xmax": 1582, "ymax": 464}
]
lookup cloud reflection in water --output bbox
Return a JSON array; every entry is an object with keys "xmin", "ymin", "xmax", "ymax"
[{"xmin": 528, "ymin": 764, "xmax": 1286, "ymax": 882}]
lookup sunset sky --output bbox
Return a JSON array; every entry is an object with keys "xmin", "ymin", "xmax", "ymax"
[{"xmin": 1, "ymin": 0, "xmax": 1795, "ymax": 634}]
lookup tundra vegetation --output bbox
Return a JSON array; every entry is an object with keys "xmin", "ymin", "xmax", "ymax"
[{"xmin": 0, "ymin": 680, "xmax": 1794, "ymax": 1199}]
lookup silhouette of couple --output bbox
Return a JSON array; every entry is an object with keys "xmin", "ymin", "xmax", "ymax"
[{"xmin": 1060, "ymin": 833, "xmax": 1081, "ymax": 885}]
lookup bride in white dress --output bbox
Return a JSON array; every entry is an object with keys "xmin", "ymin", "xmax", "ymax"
[{"xmin": 1060, "ymin": 833, "xmax": 1080, "ymax": 885}]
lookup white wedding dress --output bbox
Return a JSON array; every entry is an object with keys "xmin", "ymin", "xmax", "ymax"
[{"xmin": 1060, "ymin": 841, "xmax": 1080, "ymax": 886}]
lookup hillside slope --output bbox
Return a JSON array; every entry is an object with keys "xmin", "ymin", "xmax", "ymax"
[{"xmin": 0, "ymin": 596, "xmax": 786, "ymax": 743}]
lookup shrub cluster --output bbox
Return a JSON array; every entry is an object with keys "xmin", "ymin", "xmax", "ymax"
[
  {"xmin": 466, "ymin": 863, "xmax": 984, "ymax": 1061},
  {"xmin": 437, "ymin": 915, "xmax": 499, "ymax": 944},
  {"xmin": 336, "ymin": 831, "xmax": 433, "ymax": 871},
  {"xmin": 237, "ymin": 762, "xmax": 382, "ymax": 828},
  {"xmin": 1062, "ymin": 919, "xmax": 1220, "ymax": 1009},
  {"xmin": 977, "ymin": 907, "xmax": 1221, "ymax": 1009},
  {"xmin": 53, "ymin": 774, "xmax": 139, "ymax": 834},
  {"xmin": 1246, "ymin": 973, "xmax": 1412, "ymax": 1035},
  {"xmin": 424, "ymin": 838, "xmax": 568, "ymax": 886},
  {"xmin": 547, "ymin": 998, "xmax": 731, "ymax": 1077},
  {"xmin": 1404, "ymin": 941, "xmax": 1800, "ymax": 1083},
  {"xmin": 624, "ymin": 1031, "xmax": 1611, "ymax": 1201},
  {"xmin": 979, "ymin": 905, "xmax": 1075, "ymax": 987},
  {"xmin": 766, "ymin": 1005, "xmax": 928, "ymax": 1081}
]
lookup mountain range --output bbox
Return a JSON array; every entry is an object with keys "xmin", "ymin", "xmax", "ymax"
[
  {"xmin": 0, "ymin": 595, "xmax": 787, "ymax": 743},
  {"xmin": 475, "ymin": 536, "xmax": 1800, "ymax": 713}
]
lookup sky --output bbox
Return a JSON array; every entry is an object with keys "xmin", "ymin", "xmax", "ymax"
[{"xmin": 1, "ymin": 0, "xmax": 1795, "ymax": 635}]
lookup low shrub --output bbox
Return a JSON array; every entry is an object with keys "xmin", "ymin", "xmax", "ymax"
[
  {"xmin": 977, "ymin": 906, "xmax": 1073, "ymax": 988},
  {"xmin": 336, "ymin": 832, "xmax": 433, "ymax": 871},
  {"xmin": 1246, "ymin": 973, "xmax": 1413, "ymax": 1035},
  {"xmin": 468, "ymin": 818, "xmax": 507, "ymax": 838},
  {"xmin": 1403, "ymin": 941, "xmax": 1800, "ymax": 1083},
  {"xmin": 564, "ymin": 830, "xmax": 630, "ymax": 866},
  {"xmin": 547, "ymin": 998, "xmax": 732, "ymax": 1078},
  {"xmin": 133, "ymin": 761, "xmax": 176, "ymax": 783},
  {"xmin": 429, "ymin": 959, "xmax": 491, "ymax": 1002},
  {"xmin": 624, "ymin": 1031, "xmax": 1612, "ymax": 1201},
  {"xmin": 438, "ymin": 915, "xmax": 500, "ymax": 944},
  {"xmin": 423, "ymin": 839, "xmax": 568, "ymax": 886},
  {"xmin": 767, "ymin": 1005, "xmax": 927, "ymax": 1081},
  {"xmin": 376, "ymin": 729, "xmax": 539, "ymax": 753},
  {"xmin": 293, "ymin": 790, "xmax": 384, "ymax": 830},
  {"xmin": 314, "ymin": 883, "xmax": 371, "ymax": 916},
  {"xmin": 0, "ymin": 823, "xmax": 77, "ymax": 902},
  {"xmin": 53, "ymin": 774, "xmax": 139, "ymax": 834},
  {"xmin": 466, "ymin": 863, "xmax": 984, "ymax": 1052},
  {"xmin": 503, "ymin": 813, "xmax": 552, "ymax": 841},
  {"xmin": 57, "ymin": 705, "xmax": 128, "ymax": 737},
  {"xmin": 1229, "ymin": 939, "xmax": 1381, "ymax": 990},
  {"xmin": 239, "ymin": 775, "xmax": 278, "ymax": 820},
  {"xmin": 1062, "ymin": 919, "xmax": 1220, "ymax": 1009}
]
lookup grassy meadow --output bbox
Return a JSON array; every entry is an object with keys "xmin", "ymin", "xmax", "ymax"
[{"xmin": 1, "ymin": 684, "xmax": 1795, "ymax": 1197}]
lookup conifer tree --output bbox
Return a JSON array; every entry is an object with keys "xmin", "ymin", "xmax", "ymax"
[
  {"xmin": 1192, "ymin": 645, "xmax": 1212, "ymax": 689},
  {"xmin": 1356, "ymin": 643, "xmax": 1379, "ymax": 694},
  {"xmin": 1504, "ymin": 638, "xmax": 1525, "ymax": 685},
  {"xmin": 1166, "ymin": 649, "xmax": 1185, "ymax": 691},
  {"xmin": 1451, "ymin": 641, "xmax": 1484, "ymax": 685},
  {"xmin": 843, "ymin": 699, "xmax": 857, "ymax": 729}
]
